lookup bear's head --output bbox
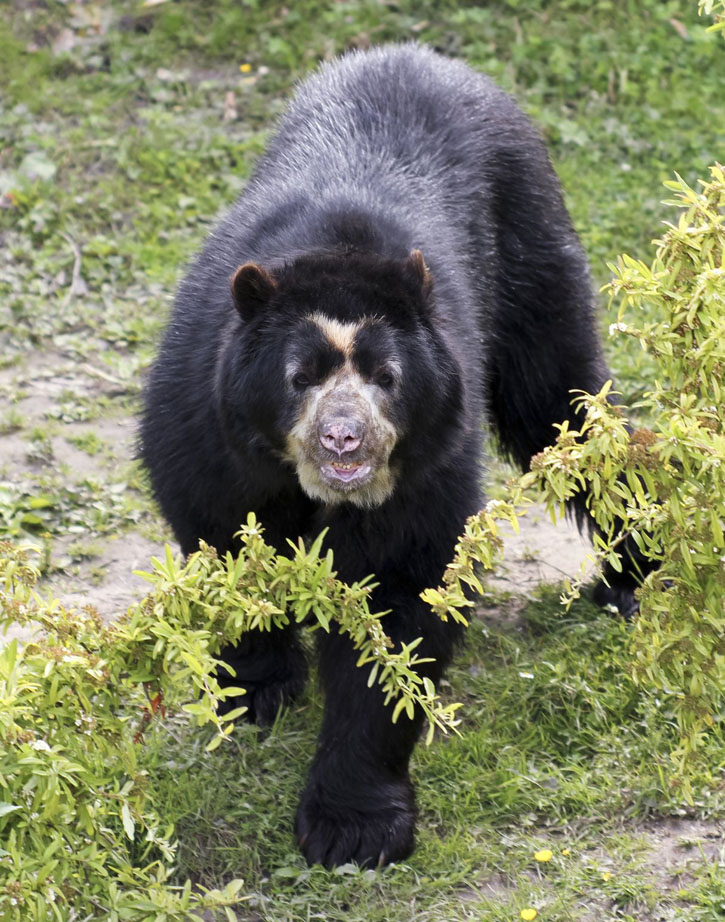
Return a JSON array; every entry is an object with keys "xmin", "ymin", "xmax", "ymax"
[{"xmin": 221, "ymin": 250, "xmax": 463, "ymax": 508}]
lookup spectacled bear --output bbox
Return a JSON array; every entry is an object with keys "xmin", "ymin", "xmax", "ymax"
[{"xmin": 141, "ymin": 43, "xmax": 644, "ymax": 869}]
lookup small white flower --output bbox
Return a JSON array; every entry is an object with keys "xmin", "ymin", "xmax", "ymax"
[{"xmin": 30, "ymin": 739, "xmax": 51, "ymax": 751}]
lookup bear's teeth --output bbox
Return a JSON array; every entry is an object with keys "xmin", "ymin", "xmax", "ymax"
[{"xmin": 332, "ymin": 462, "xmax": 357, "ymax": 470}]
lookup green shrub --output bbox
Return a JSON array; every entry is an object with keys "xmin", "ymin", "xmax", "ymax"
[
  {"xmin": 534, "ymin": 167, "xmax": 724, "ymax": 760},
  {"xmin": 426, "ymin": 166, "xmax": 724, "ymax": 767},
  {"xmin": 0, "ymin": 516, "xmax": 470, "ymax": 920},
  {"xmin": 0, "ymin": 541, "xmax": 244, "ymax": 920}
]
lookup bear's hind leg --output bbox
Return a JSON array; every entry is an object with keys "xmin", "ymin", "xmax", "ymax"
[{"xmin": 483, "ymin": 140, "xmax": 652, "ymax": 615}]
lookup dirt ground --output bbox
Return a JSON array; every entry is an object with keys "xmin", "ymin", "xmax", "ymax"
[{"xmin": 0, "ymin": 352, "xmax": 163, "ymax": 640}]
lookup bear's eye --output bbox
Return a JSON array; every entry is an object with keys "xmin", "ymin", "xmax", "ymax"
[
  {"xmin": 376, "ymin": 369, "xmax": 396, "ymax": 389},
  {"xmin": 291, "ymin": 371, "xmax": 312, "ymax": 390}
]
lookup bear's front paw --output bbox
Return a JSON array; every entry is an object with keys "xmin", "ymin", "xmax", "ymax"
[{"xmin": 295, "ymin": 779, "xmax": 416, "ymax": 868}]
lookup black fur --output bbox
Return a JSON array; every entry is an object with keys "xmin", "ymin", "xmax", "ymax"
[{"xmin": 141, "ymin": 44, "xmax": 642, "ymax": 868}]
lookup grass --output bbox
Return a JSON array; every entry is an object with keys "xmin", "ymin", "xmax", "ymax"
[{"xmin": 1, "ymin": 0, "xmax": 724, "ymax": 919}]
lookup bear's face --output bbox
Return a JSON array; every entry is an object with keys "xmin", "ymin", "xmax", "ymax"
[
  {"xmin": 226, "ymin": 251, "xmax": 461, "ymax": 508},
  {"xmin": 283, "ymin": 313, "xmax": 401, "ymax": 507}
]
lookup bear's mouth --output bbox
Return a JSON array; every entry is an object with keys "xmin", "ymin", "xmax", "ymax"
[{"xmin": 321, "ymin": 460, "xmax": 372, "ymax": 486}]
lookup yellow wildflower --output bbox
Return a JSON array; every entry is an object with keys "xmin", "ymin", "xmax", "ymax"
[
  {"xmin": 601, "ymin": 871, "xmax": 613, "ymax": 881},
  {"xmin": 521, "ymin": 909, "xmax": 538, "ymax": 921},
  {"xmin": 534, "ymin": 849, "xmax": 553, "ymax": 863},
  {"xmin": 561, "ymin": 848, "xmax": 571, "ymax": 856},
  {"xmin": 240, "ymin": 63, "xmax": 253, "ymax": 73}
]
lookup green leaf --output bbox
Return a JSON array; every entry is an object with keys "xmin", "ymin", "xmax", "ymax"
[
  {"xmin": 0, "ymin": 803, "xmax": 22, "ymax": 818},
  {"xmin": 120, "ymin": 803, "xmax": 135, "ymax": 841},
  {"xmin": 205, "ymin": 733, "xmax": 224, "ymax": 752}
]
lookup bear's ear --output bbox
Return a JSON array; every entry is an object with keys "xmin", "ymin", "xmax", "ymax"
[
  {"xmin": 230, "ymin": 262, "xmax": 276, "ymax": 321},
  {"xmin": 404, "ymin": 249, "xmax": 433, "ymax": 298}
]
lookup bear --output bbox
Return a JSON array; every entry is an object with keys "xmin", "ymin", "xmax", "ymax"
[{"xmin": 140, "ymin": 43, "xmax": 645, "ymax": 869}]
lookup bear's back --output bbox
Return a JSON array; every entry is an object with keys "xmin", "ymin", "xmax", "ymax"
[{"xmin": 242, "ymin": 44, "xmax": 519, "ymax": 226}]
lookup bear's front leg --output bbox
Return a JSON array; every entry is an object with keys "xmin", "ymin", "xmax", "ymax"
[
  {"xmin": 217, "ymin": 627, "xmax": 308, "ymax": 726},
  {"xmin": 296, "ymin": 613, "xmax": 457, "ymax": 868}
]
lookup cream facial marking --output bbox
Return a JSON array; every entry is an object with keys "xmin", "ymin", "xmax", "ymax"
[{"xmin": 308, "ymin": 313, "xmax": 364, "ymax": 357}]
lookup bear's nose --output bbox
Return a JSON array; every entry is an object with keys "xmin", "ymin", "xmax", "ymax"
[{"xmin": 318, "ymin": 418, "xmax": 364, "ymax": 456}]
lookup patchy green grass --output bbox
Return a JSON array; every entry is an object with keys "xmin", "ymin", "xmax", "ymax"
[{"xmin": 1, "ymin": 0, "xmax": 724, "ymax": 919}]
